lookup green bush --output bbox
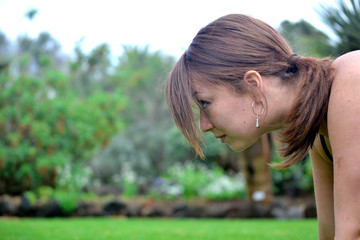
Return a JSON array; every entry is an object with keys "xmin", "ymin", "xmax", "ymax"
[
  {"xmin": 0, "ymin": 68, "xmax": 128, "ymax": 194},
  {"xmin": 272, "ymin": 154, "xmax": 313, "ymax": 196}
]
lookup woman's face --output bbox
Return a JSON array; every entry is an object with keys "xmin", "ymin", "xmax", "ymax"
[{"xmin": 193, "ymin": 81, "xmax": 263, "ymax": 151}]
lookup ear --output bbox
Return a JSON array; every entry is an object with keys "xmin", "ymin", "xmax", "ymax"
[{"xmin": 243, "ymin": 70, "xmax": 264, "ymax": 92}]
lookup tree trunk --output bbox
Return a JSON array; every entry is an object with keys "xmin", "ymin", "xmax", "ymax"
[{"xmin": 240, "ymin": 134, "xmax": 273, "ymax": 205}]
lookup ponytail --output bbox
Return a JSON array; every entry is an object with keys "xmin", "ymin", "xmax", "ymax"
[{"xmin": 274, "ymin": 56, "xmax": 334, "ymax": 168}]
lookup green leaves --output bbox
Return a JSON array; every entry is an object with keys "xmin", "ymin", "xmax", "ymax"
[
  {"xmin": 0, "ymin": 66, "xmax": 127, "ymax": 194},
  {"xmin": 318, "ymin": 0, "xmax": 360, "ymax": 55},
  {"xmin": 278, "ymin": 19, "xmax": 335, "ymax": 58}
]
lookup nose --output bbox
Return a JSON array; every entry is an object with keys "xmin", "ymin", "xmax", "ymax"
[{"xmin": 199, "ymin": 111, "xmax": 214, "ymax": 132}]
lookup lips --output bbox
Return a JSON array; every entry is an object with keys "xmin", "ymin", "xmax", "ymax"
[{"xmin": 215, "ymin": 135, "xmax": 226, "ymax": 143}]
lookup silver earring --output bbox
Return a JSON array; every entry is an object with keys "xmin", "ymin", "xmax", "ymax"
[{"xmin": 252, "ymin": 100, "xmax": 265, "ymax": 128}]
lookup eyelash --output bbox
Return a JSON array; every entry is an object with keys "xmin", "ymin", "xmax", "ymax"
[{"xmin": 198, "ymin": 100, "xmax": 210, "ymax": 109}]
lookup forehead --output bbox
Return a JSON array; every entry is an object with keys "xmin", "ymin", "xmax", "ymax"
[
  {"xmin": 192, "ymin": 80, "xmax": 218, "ymax": 94},
  {"xmin": 192, "ymin": 80, "xmax": 237, "ymax": 98},
  {"xmin": 191, "ymin": 73, "xmax": 223, "ymax": 89}
]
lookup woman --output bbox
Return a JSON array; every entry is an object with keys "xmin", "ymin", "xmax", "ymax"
[{"xmin": 165, "ymin": 14, "xmax": 360, "ymax": 239}]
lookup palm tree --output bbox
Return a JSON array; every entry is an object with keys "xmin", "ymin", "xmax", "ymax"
[{"xmin": 318, "ymin": 0, "xmax": 360, "ymax": 55}]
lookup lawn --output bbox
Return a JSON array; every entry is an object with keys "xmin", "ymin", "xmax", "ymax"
[{"xmin": 0, "ymin": 218, "xmax": 317, "ymax": 240}]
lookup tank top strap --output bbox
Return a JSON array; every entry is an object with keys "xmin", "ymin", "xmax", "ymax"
[{"xmin": 320, "ymin": 134, "xmax": 333, "ymax": 162}]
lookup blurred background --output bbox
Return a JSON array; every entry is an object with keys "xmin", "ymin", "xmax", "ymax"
[{"xmin": 0, "ymin": 0, "xmax": 359, "ymax": 218}]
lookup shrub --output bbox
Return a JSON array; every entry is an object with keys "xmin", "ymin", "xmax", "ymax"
[
  {"xmin": 272, "ymin": 154, "xmax": 313, "ymax": 196},
  {"xmin": 0, "ymin": 69, "xmax": 128, "ymax": 194},
  {"xmin": 152, "ymin": 161, "xmax": 246, "ymax": 200}
]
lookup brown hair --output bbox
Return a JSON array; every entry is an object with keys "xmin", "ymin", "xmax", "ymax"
[{"xmin": 165, "ymin": 14, "xmax": 333, "ymax": 167}]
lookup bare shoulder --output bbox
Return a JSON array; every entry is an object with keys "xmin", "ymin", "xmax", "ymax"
[
  {"xmin": 332, "ymin": 50, "xmax": 360, "ymax": 79},
  {"xmin": 327, "ymin": 50, "xmax": 360, "ymax": 147},
  {"xmin": 330, "ymin": 50, "xmax": 360, "ymax": 98},
  {"xmin": 327, "ymin": 50, "xmax": 360, "ymax": 148}
]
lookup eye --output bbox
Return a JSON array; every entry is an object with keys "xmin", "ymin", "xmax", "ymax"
[{"xmin": 198, "ymin": 99, "xmax": 210, "ymax": 109}]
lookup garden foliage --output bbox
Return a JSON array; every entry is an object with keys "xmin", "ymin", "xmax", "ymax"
[
  {"xmin": 0, "ymin": 8, "xmax": 343, "ymax": 205},
  {"xmin": 0, "ymin": 32, "xmax": 128, "ymax": 195}
]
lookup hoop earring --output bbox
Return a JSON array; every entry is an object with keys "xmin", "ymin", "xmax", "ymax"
[{"xmin": 252, "ymin": 100, "xmax": 265, "ymax": 128}]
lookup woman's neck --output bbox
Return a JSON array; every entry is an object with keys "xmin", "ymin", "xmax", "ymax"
[{"xmin": 262, "ymin": 75, "xmax": 298, "ymax": 132}]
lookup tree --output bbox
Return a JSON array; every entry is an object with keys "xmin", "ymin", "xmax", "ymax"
[
  {"xmin": 24, "ymin": 8, "xmax": 38, "ymax": 21},
  {"xmin": 318, "ymin": 0, "xmax": 360, "ymax": 55},
  {"xmin": 278, "ymin": 20, "xmax": 335, "ymax": 57},
  {"xmin": 70, "ymin": 42, "xmax": 112, "ymax": 96},
  {"xmin": 114, "ymin": 46, "xmax": 175, "ymax": 126},
  {"xmin": 91, "ymin": 46, "xmax": 180, "ymax": 185},
  {"xmin": 15, "ymin": 32, "xmax": 64, "ymax": 75},
  {"xmin": 0, "ymin": 31, "xmax": 11, "ymax": 72}
]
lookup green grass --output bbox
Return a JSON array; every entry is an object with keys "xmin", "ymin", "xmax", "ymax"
[{"xmin": 0, "ymin": 218, "xmax": 317, "ymax": 240}]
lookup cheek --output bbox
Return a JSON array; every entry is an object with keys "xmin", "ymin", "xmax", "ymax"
[
  {"xmin": 211, "ymin": 99, "xmax": 251, "ymax": 130},
  {"xmin": 228, "ymin": 105, "xmax": 251, "ymax": 127},
  {"xmin": 221, "ymin": 111, "xmax": 248, "ymax": 132},
  {"xmin": 242, "ymin": 108, "xmax": 247, "ymax": 124}
]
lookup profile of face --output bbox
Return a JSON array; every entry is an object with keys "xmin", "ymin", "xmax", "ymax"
[
  {"xmin": 166, "ymin": 14, "xmax": 301, "ymax": 160},
  {"xmin": 193, "ymin": 81, "xmax": 265, "ymax": 152}
]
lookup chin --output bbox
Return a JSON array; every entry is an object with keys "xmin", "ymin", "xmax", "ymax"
[{"xmin": 228, "ymin": 138, "xmax": 260, "ymax": 152}]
